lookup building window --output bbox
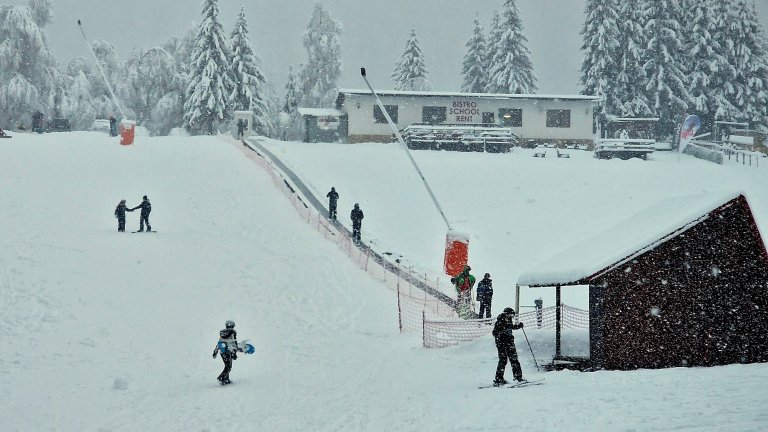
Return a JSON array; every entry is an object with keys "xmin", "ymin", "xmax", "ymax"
[
  {"xmin": 373, "ymin": 105, "xmax": 398, "ymax": 124},
  {"xmin": 498, "ymin": 108, "xmax": 522, "ymax": 127},
  {"xmin": 482, "ymin": 112, "xmax": 495, "ymax": 124},
  {"xmin": 422, "ymin": 106, "xmax": 447, "ymax": 124},
  {"xmin": 546, "ymin": 109, "xmax": 571, "ymax": 128}
]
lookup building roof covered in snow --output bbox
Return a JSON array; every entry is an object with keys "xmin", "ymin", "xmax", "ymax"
[
  {"xmin": 517, "ymin": 191, "xmax": 756, "ymax": 287},
  {"xmin": 297, "ymin": 108, "xmax": 345, "ymax": 117},
  {"xmin": 337, "ymin": 89, "xmax": 603, "ymax": 102}
]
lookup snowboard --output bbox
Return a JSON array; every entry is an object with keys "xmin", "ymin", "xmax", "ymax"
[
  {"xmin": 131, "ymin": 230, "xmax": 157, "ymax": 233},
  {"xmin": 478, "ymin": 378, "xmax": 544, "ymax": 389},
  {"xmin": 216, "ymin": 339, "xmax": 255, "ymax": 355}
]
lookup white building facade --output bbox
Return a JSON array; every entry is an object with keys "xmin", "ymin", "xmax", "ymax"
[{"xmin": 334, "ymin": 89, "xmax": 602, "ymax": 145}]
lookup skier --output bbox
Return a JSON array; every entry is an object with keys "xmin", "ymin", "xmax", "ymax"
[
  {"xmin": 326, "ymin": 187, "xmax": 339, "ymax": 220},
  {"xmin": 129, "ymin": 195, "xmax": 152, "ymax": 232},
  {"xmin": 114, "ymin": 199, "xmax": 131, "ymax": 232},
  {"xmin": 492, "ymin": 307, "xmax": 525, "ymax": 386},
  {"xmin": 236, "ymin": 118, "xmax": 246, "ymax": 139},
  {"xmin": 212, "ymin": 320, "xmax": 241, "ymax": 385},
  {"xmin": 476, "ymin": 273, "xmax": 494, "ymax": 319},
  {"xmin": 452, "ymin": 265, "xmax": 476, "ymax": 319},
  {"xmin": 350, "ymin": 203, "xmax": 364, "ymax": 242}
]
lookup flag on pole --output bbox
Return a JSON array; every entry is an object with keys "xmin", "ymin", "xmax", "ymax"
[{"xmin": 679, "ymin": 115, "xmax": 701, "ymax": 154}]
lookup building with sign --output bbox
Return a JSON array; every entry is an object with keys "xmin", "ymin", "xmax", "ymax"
[
  {"xmin": 332, "ymin": 89, "xmax": 602, "ymax": 145},
  {"xmin": 297, "ymin": 108, "xmax": 348, "ymax": 143}
]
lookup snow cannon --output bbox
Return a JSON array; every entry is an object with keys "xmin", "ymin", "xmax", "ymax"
[
  {"xmin": 444, "ymin": 229, "xmax": 470, "ymax": 277},
  {"xmin": 120, "ymin": 120, "xmax": 136, "ymax": 145}
]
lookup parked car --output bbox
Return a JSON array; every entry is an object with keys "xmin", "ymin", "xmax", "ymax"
[
  {"xmin": 91, "ymin": 119, "xmax": 111, "ymax": 134},
  {"xmin": 46, "ymin": 118, "xmax": 72, "ymax": 132}
]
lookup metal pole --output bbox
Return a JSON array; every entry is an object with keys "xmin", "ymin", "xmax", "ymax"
[
  {"xmin": 555, "ymin": 284, "xmax": 562, "ymax": 358},
  {"xmin": 77, "ymin": 20, "xmax": 126, "ymax": 119},
  {"xmin": 521, "ymin": 327, "xmax": 540, "ymax": 371},
  {"xmin": 360, "ymin": 67, "xmax": 452, "ymax": 231}
]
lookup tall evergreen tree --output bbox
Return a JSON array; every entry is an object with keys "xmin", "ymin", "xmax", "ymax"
[
  {"xmin": 229, "ymin": 6, "xmax": 270, "ymax": 135},
  {"xmin": 279, "ymin": 65, "xmax": 303, "ymax": 140},
  {"xmin": 184, "ymin": 0, "xmax": 233, "ymax": 135},
  {"xmin": 642, "ymin": 0, "xmax": 689, "ymax": 133},
  {"xmin": 392, "ymin": 29, "xmax": 432, "ymax": 91},
  {"xmin": 615, "ymin": 0, "xmax": 652, "ymax": 117},
  {"xmin": 728, "ymin": 0, "xmax": 768, "ymax": 126},
  {"xmin": 461, "ymin": 16, "xmax": 488, "ymax": 93},
  {"xmin": 485, "ymin": 0, "xmax": 537, "ymax": 94},
  {"xmin": 579, "ymin": 0, "xmax": 621, "ymax": 115},
  {"xmin": 300, "ymin": 3, "xmax": 343, "ymax": 107},
  {"xmin": 685, "ymin": 0, "xmax": 722, "ymax": 128},
  {"xmin": 708, "ymin": 0, "xmax": 738, "ymax": 122},
  {"xmin": 0, "ymin": 3, "xmax": 57, "ymax": 127},
  {"xmin": 484, "ymin": 11, "xmax": 503, "ymax": 93}
]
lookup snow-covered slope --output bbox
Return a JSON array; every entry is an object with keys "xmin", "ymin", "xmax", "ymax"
[{"xmin": 1, "ymin": 132, "xmax": 767, "ymax": 431}]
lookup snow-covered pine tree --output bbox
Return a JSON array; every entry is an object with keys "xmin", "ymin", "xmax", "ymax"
[
  {"xmin": 27, "ymin": 0, "xmax": 52, "ymax": 28},
  {"xmin": 642, "ymin": 0, "xmax": 690, "ymax": 134},
  {"xmin": 124, "ymin": 47, "xmax": 182, "ymax": 134},
  {"xmin": 485, "ymin": 0, "xmax": 537, "ymax": 94},
  {"xmin": 0, "ymin": 3, "xmax": 57, "ymax": 127},
  {"xmin": 484, "ymin": 10, "xmax": 503, "ymax": 93},
  {"xmin": 300, "ymin": 3, "xmax": 343, "ymax": 108},
  {"xmin": 229, "ymin": 6, "xmax": 270, "ymax": 136},
  {"xmin": 461, "ymin": 16, "xmax": 488, "ymax": 93},
  {"xmin": 280, "ymin": 65, "xmax": 303, "ymax": 140},
  {"xmin": 63, "ymin": 71, "xmax": 96, "ymax": 130},
  {"xmin": 707, "ymin": 0, "xmax": 738, "ymax": 123},
  {"xmin": 727, "ymin": 0, "xmax": 768, "ymax": 127},
  {"xmin": 615, "ymin": 0, "xmax": 652, "ymax": 117},
  {"xmin": 685, "ymin": 0, "xmax": 723, "ymax": 129},
  {"xmin": 391, "ymin": 29, "xmax": 433, "ymax": 91},
  {"xmin": 579, "ymin": 0, "xmax": 621, "ymax": 115},
  {"xmin": 184, "ymin": 0, "xmax": 234, "ymax": 135}
]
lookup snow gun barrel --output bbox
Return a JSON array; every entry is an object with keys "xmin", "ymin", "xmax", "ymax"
[{"xmin": 77, "ymin": 19, "xmax": 126, "ymax": 119}]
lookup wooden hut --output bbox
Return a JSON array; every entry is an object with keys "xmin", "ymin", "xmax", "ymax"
[{"xmin": 518, "ymin": 192, "xmax": 768, "ymax": 370}]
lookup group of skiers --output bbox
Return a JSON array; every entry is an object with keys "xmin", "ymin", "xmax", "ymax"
[
  {"xmin": 114, "ymin": 195, "xmax": 152, "ymax": 232},
  {"xmin": 326, "ymin": 187, "xmax": 364, "ymax": 242},
  {"xmin": 453, "ymin": 265, "xmax": 528, "ymax": 385}
]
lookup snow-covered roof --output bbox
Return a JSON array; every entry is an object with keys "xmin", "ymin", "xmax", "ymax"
[
  {"xmin": 517, "ymin": 191, "xmax": 746, "ymax": 287},
  {"xmin": 338, "ymin": 88, "xmax": 603, "ymax": 102},
  {"xmin": 297, "ymin": 108, "xmax": 344, "ymax": 117}
]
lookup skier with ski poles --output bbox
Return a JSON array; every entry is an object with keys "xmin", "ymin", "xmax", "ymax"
[
  {"xmin": 492, "ymin": 307, "xmax": 525, "ymax": 386},
  {"xmin": 212, "ymin": 320, "xmax": 241, "ymax": 385}
]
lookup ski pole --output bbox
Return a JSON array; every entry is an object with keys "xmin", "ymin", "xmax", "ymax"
[{"xmin": 521, "ymin": 327, "xmax": 540, "ymax": 371}]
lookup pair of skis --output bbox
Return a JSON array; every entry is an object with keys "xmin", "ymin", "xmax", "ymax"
[{"xmin": 478, "ymin": 378, "xmax": 545, "ymax": 390}]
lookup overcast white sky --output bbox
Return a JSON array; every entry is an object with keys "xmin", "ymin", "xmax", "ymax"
[{"xmin": 10, "ymin": 0, "xmax": 768, "ymax": 95}]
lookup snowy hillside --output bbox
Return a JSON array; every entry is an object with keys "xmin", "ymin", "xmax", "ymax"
[{"xmin": 1, "ymin": 132, "xmax": 767, "ymax": 431}]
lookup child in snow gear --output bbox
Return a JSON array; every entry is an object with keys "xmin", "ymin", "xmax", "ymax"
[
  {"xmin": 453, "ymin": 265, "xmax": 476, "ymax": 319},
  {"xmin": 114, "ymin": 199, "xmax": 131, "ymax": 232},
  {"xmin": 130, "ymin": 195, "xmax": 152, "ymax": 232},
  {"xmin": 212, "ymin": 320, "xmax": 240, "ymax": 385},
  {"xmin": 476, "ymin": 273, "xmax": 493, "ymax": 318},
  {"xmin": 350, "ymin": 203, "xmax": 364, "ymax": 242},
  {"xmin": 492, "ymin": 307, "xmax": 525, "ymax": 386},
  {"xmin": 326, "ymin": 187, "xmax": 339, "ymax": 220}
]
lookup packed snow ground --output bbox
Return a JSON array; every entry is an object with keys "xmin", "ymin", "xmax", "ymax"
[{"xmin": 1, "ymin": 132, "xmax": 767, "ymax": 431}]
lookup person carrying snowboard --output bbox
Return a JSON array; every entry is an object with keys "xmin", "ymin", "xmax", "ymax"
[
  {"xmin": 350, "ymin": 203, "xmax": 364, "ymax": 242},
  {"xmin": 212, "ymin": 320, "xmax": 241, "ymax": 385},
  {"xmin": 129, "ymin": 195, "xmax": 152, "ymax": 232},
  {"xmin": 114, "ymin": 199, "xmax": 131, "ymax": 232},
  {"xmin": 326, "ymin": 187, "xmax": 339, "ymax": 220},
  {"xmin": 476, "ymin": 273, "xmax": 494, "ymax": 319},
  {"xmin": 492, "ymin": 307, "xmax": 525, "ymax": 386}
]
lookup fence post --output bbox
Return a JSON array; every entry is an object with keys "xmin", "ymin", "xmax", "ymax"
[
  {"xmin": 422, "ymin": 310, "xmax": 426, "ymax": 348},
  {"xmin": 397, "ymin": 278, "xmax": 403, "ymax": 333}
]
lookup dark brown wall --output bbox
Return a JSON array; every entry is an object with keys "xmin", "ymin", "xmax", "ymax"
[{"xmin": 591, "ymin": 197, "xmax": 768, "ymax": 370}]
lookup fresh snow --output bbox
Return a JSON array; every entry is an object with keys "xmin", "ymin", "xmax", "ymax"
[{"xmin": 1, "ymin": 132, "xmax": 767, "ymax": 431}]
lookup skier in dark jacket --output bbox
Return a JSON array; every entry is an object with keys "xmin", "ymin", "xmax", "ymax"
[
  {"xmin": 326, "ymin": 187, "xmax": 339, "ymax": 220},
  {"xmin": 212, "ymin": 320, "xmax": 240, "ymax": 385},
  {"xmin": 129, "ymin": 195, "xmax": 152, "ymax": 232},
  {"xmin": 109, "ymin": 115, "xmax": 117, "ymax": 137},
  {"xmin": 476, "ymin": 273, "xmax": 494, "ymax": 318},
  {"xmin": 350, "ymin": 203, "xmax": 364, "ymax": 242},
  {"xmin": 114, "ymin": 199, "xmax": 131, "ymax": 232},
  {"xmin": 492, "ymin": 307, "xmax": 525, "ymax": 386}
]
